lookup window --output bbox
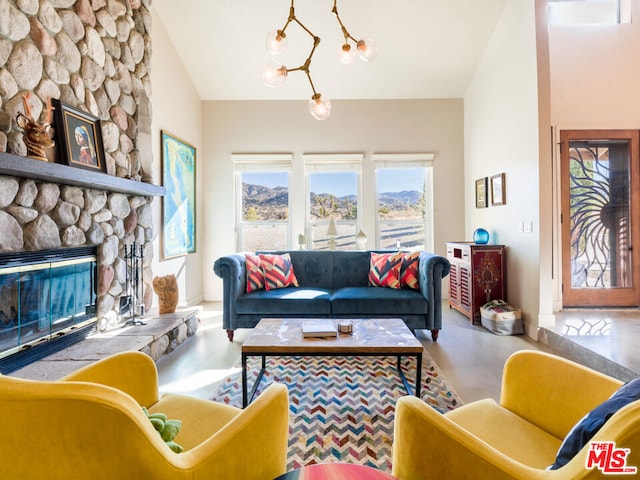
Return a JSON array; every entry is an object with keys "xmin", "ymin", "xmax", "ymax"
[
  {"xmin": 547, "ymin": 0, "xmax": 631, "ymax": 25},
  {"xmin": 233, "ymin": 154, "xmax": 291, "ymax": 251},
  {"xmin": 232, "ymin": 153, "xmax": 435, "ymax": 252},
  {"xmin": 304, "ymin": 154, "xmax": 362, "ymax": 250},
  {"xmin": 373, "ymin": 154, "xmax": 434, "ymax": 252}
]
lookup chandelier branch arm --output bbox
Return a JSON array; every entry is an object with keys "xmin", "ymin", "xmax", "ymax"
[
  {"xmin": 292, "ymin": 16, "xmax": 319, "ymax": 41},
  {"xmin": 275, "ymin": 3, "xmax": 297, "ymax": 38},
  {"xmin": 305, "ymin": 70, "xmax": 319, "ymax": 97},
  {"xmin": 285, "ymin": 35, "xmax": 320, "ymax": 74},
  {"xmin": 286, "ymin": 35, "xmax": 321, "ymax": 97},
  {"xmin": 331, "ymin": 2, "xmax": 357, "ymax": 43}
]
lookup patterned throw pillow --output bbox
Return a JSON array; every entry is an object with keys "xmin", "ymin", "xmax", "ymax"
[
  {"xmin": 400, "ymin": 252, "xmax": 420, "ymax": 290},
  {"xmin": 259, "ymin": 253, "xmax": 299, "ymax": 290},
  {"xmin": 245, "ymin": 253, "xmax": 265, "ymax": 293},
  {"xmin": 368, "ymin": 252, "xmax": 403, "ymax": 289}
]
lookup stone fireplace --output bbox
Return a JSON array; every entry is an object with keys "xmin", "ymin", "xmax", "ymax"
[{"xmin": 0, "ymin": 0, "xmax": 161, "ymax": 345}]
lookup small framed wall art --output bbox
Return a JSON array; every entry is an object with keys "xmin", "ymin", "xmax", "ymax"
[
  {"xmin": 475, "ymin": 177, "xmax": 488, "ymax": 208},
  {"xmin": 161, "ymin": 130, "xmax": 196, "ymax": 259},
  {"xmin": 490, "ymin": 173, "xmax": 506, "ymax": 206},
  {"xmin": 52, "ymin": 99, "xmax": 106, "ymax": 172}
]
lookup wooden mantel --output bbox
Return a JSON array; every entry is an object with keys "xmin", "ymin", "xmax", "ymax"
[{"xmin": 0, "ymin": 151, "xmax": 165, "ymax": 197}]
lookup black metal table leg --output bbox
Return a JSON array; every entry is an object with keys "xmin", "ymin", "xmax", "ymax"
[
  {"xmin": 397, "ymin": 354, "xmax": 422, "ymax": 397},
  {"xmin": 243, "ymin": 354, "xmax": 267, "ymax": 408},
  {"xmin": 415, "ymin": 351, "xmax": 422, "ymax": 398},
  {"xmin": 242, "ymin": 352, "xmax": 248, "ymax": 407}
]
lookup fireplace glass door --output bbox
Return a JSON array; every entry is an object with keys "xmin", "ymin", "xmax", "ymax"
[{"xmin": 0, "ymin": 251, "xmax": 97, "ymax": 359}]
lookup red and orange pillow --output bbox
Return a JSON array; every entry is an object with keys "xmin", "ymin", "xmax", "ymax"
[
  {"xmin": 245, "ymin": 253, "xmax": 299, "ymax": 292},
  {"xmin": 369, "ymin": 251, "xmax": 420, "ymax": 290},
  {"xmin": 369, "ymin": 252, "xmax": 403, "ymax": 289},
  {"xmin": 400, "ymin": 251, "xmax": 420, "ymax": 290},
  {"xmin": 245, "ymin": 254, "xmax": 265, "ymax": 293}
]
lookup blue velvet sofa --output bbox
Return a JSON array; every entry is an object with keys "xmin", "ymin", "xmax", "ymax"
[{"xmin": 214, "ymin": 250, "xmax": 450, "ymax": 342}]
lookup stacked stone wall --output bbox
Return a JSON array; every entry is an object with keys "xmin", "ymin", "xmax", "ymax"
[{"xmin": 0, "ymin": 0, "xmax": 156, "ymax": 331}]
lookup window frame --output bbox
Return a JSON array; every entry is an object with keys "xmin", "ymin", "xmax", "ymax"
[
  {"xmin": 373, "ymin": 153, "xmax": 435, "ymax": 252},
  {"xmin": 303, "ymin": 153, "xmax": 363, "ymax": 250},
  {"xmin": 547, "ymin": 0, "xmax": 631, "ymax": 25},
  {"xmin": 232, "ymin": 154, "xmax": 293, "ymax": 252}
]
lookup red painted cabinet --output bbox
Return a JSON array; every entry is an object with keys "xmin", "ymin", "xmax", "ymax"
[{"xmin": 447, "ymin": 242, "xmax": 506, "ymax": 323}]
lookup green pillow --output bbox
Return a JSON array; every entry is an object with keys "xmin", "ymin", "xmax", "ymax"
[{"xmin": 142, "ymin": 408, "xmax": 184, "ymax": 453}]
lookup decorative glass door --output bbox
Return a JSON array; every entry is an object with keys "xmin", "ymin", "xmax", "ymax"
[{"xmin": 561, "ymin": 130, "xmax": 640, "ymax": 307}]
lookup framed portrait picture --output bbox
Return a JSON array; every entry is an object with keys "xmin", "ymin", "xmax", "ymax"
[
  {"xmin": 161, "ymin": 130, "xmax": 196, "ymax": 259},
  {"xmin": 491, "ymin": 173, "xmax": 506, "ymax": 206},
  {"xmin": 475, "ymin": 177, "xmax": 488, "ymax": 208},
  {"xmin": 52, "ymin": 99, "xmax": 106, "ymax": 172}
]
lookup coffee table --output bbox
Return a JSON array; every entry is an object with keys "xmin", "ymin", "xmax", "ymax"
[{"xmin": 241, "ymin": 318, "xmax": 423, "ymax": 407}]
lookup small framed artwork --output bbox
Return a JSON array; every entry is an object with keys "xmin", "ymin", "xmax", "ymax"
[
  {"xmin": 491, "ymin": 173, "xmax": 506, "ymax": 206},
  {"xmin": 161, "ymin": 130, "xmax": 196, "ymax": 259},
  {"xmin": 475, "ymin": 177, "xmax": 488, "ymax": 208},
  {"xmin": 52, "ymin": 99, "xmax": 106, "ymax": 172}
]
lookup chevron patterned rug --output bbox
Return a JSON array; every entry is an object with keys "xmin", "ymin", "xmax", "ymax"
[{"xmin": 210, "ymin": 353, "xmax": 462, "ymax": 472}]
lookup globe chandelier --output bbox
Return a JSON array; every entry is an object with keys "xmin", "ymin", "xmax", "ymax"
[{"xmin": 260, "ymin": 0, "xmax": 377, "ymax": 120}]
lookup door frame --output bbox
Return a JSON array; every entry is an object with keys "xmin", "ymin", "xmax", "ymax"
[{"xmin": 560, "ymin": 129, "xmax": 640, "ymax": 307}]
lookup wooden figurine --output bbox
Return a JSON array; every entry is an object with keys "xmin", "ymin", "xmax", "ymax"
[
  {"xmin": 16, "ymin": 92, "xmax": 54, "ymax": 162},
  {"xmin": 152, "ymin": 274, "xmax": 179, "ymax": 314}
]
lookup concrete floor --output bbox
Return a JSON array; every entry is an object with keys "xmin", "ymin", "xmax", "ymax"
[{"xmin": 156, "ymin": 301, "xmax": 569, "ymax": 404}]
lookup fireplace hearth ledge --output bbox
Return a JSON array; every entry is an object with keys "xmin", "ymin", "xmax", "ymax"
[{"xmin": 8, "ymin": 306, "xmax": 200, "ymax": 381}]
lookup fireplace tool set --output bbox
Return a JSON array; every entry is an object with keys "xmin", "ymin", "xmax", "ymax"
[{"xmin": 120, "ymin": 243, "xmax": 146, "ymax": 326}]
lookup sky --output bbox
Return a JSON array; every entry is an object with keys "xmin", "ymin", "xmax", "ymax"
[{"xmin": 243, "ymin": 168, "xmax": 425, "ymax": 197}]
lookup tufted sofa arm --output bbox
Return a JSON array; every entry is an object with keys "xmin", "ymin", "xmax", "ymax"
[
  {"xmin": 213, "ymin": 254, "xmax": 246, "ymax": 333},
  {"xmin": 418, "ymin": 252, "xmax": 451, "ymax": 336}
]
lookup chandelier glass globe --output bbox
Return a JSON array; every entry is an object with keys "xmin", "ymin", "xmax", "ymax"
[
  {"xmin": 308, "ymin": 94, "xmax": 331, "ymax": 120},
  {"xmin": 356, "ymin": 38, "xmax": 377, "ymax": 62},
  {"xmin": 265, "ymin": 29, "xmax": 288, "ymax": 55},
  {"xmin": 260, "ymin": 59, "xmax": 288, "ymax": 87}
]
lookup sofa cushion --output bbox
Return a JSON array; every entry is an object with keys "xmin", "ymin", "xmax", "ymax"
[
  {"xmin": 259, "ymin": 253, "xmax": 299, "ymax": 290},
  {"xmin": 400, "ymin": 252, "xmax": 420, "ymax": 290},
  {"xmin": 245, "ymin": 253, "xmax": 265, "ymax": 293},
  {"xmin": 368, "ymin": 252, "xmax": 403, "ymax": 289},
  {"xmin": 286, "ymin": 251, "xmax": 334, "ymax": 289},
  {"xmin": 236, "ymin": 288, "xmax": 331, "ymax": 315},
  {"xmin": 331, "ymin": 251, "xmax": 371, "ymax": 289},
  {"xmin": 331, "ymin": 287, "xmax": 428, "ymax": 315},
  {"xmin": 549, "ymin": 377, "xmax": 640, "ymax": 470}
]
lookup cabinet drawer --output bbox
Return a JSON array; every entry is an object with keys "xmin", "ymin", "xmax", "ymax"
[{"xmin": 447, "ymin": 243, "xmax": 470, "ymax": 262}]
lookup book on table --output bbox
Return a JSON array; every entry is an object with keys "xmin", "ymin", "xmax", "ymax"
[{"xmin": 302, "ymin": 320, "xmax": 338, "ymax": 338}]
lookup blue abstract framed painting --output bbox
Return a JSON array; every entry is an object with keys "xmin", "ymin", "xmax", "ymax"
[{"xmin": 161, "ymin": 131, "xmax": 196, "ymax": 259}]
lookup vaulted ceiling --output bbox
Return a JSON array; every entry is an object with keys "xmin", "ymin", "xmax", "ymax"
[{"xmin": 154, "ymin": 0, "xmax": 509, "ymax": 101}]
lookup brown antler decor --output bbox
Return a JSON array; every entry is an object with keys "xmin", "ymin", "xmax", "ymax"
[{"xmin": 16, "ymin": 92, "xmax": 54, "ymax": 162}]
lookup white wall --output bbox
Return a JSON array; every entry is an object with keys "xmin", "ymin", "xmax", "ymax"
[
  {"xmin": 150, "ymin": 8, "xmax": 204, "ymax": 307},
  {"xmin": 201, "ymin": 99, "xmax": 465, "ymax": 300},
  {"xmin": 544, "ymin": 1, "xmax": 640, "ymax": 312},
  {"xmin": 549, "ymin": 2, "xmax": 640, "ymax": 129},
  {"xmin": 464, "ymin": 0, "xmax": 541, "ymax": 337}
]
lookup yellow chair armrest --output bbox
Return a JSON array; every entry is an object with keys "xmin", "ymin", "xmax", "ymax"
[
  {"xmin": 499, "ymin": 350, "xmax": 622, "ymax": 439},
  {"xmin": 183, "ymin": 383, "xmax": 290, "ymax": 480},
  {"xmin": 392, "ymin": 396, "xmax": 565, "ymax": 480},
  {"xmin": 60, "ymin": 351, "xmax": 160, "ymax": 407}
]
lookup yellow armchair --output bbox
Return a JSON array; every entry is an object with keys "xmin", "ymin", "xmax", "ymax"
[
  {"xmin": 0, "ymin": 351, "xmax": 289, "ymax": 480},
  {"xmin": 392, "ymin": 350, "xmax": 640, "ymax": 480}
]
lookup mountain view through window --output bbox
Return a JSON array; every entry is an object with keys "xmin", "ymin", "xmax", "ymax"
[{"xmin": 240, "ymin": 167, "xmax": 427, "ymax": 251}]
